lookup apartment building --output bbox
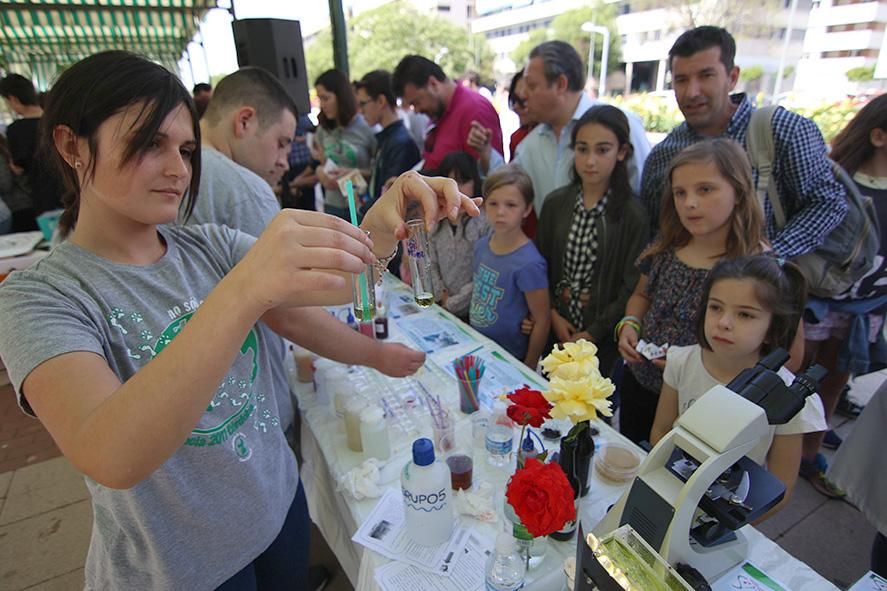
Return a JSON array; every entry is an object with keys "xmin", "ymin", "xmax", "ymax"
[
  {"xmin": 471, "ymin": 0, "xmax": 810, "ymax": 96},
  {"xmin": 794, "ymin": 0, "xmax": 887, "ymax": 100}
]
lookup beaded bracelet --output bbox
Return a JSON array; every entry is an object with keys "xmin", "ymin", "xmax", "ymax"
[
  {"xmin": 373, "ymin": 242, "xmax": 399, "ymax": 285},
  {"xmin": 614, "ymin": 316, "xmax": 642, "ymax": 342}
]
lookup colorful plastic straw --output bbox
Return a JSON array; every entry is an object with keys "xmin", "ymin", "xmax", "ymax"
[
  {"xmin": 453, "ymin": 353, "xmax": 485, "ymax": 411},
  {"xmin": 345, "ymin": 179, "xmax": 371, "ymax": 321}
]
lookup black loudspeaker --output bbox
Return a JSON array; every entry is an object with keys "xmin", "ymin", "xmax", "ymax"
[{"xmin": 231, "ymin": 18, "xmax": 311, "ymax": 116}]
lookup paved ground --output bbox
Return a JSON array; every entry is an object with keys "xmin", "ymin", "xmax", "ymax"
[{"xmin": 0, "ymin": 372, "xmax": 882, "ymax": 590}]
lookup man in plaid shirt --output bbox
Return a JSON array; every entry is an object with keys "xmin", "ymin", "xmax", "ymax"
[{"xmin": 640, "ymin": 26, "xmax": 847, "ymax": 258}]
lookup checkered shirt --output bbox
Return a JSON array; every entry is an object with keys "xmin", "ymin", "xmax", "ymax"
[
  {"xmin": 557, "ymin": 193, "xmax": 607, "ymax": 327},
  {"xmin": 639, "ymin": 93, "xmax": 847, "ymax": 258}
]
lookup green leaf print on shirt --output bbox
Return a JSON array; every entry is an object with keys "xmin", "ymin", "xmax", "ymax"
[
  {"xmin": 324, "ymin": 136, "xmax": 359, "ymax": 168},
  {"xmin": 151, "ymin": 313, "xmax": 270, "ymax": 449}
]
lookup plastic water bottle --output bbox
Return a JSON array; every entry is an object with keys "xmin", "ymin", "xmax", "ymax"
[
  {"xmin": 485, "ymin": 532, "xmax": 526, "ymax": 591},
  {"xmin": 485, "ymin": 401, "xmax": 514, "ymax": 468},
  {"xmin": 471, "ymin": 408, "xmax": 491, "ymax": 451},
  {"xmin": 401, "ymin": 438, "xmax": 453, "ymax": 546}
]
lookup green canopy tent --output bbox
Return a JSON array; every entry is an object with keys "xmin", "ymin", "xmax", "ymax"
[{"xmin": 0, "ymin": 0, "xmax": 218, "ymax": 89}]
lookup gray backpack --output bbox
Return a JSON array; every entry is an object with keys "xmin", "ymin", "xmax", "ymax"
[{"xmin": 746, "ymin": 105, "xmax": 880, "ymax": 298}]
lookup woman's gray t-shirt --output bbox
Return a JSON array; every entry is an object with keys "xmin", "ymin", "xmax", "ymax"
[
  {"xmin": 0, "ymin": 224, "xmax": 299, "ymax": 590},
  {"xmin": 316, "ymin": 115, "xmax": 376, "ymax": 209}
]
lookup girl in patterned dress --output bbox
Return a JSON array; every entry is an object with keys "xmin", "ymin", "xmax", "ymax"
[{"xmin": 617, "ymin": 139, "xmax": 766, "ymax": 445}]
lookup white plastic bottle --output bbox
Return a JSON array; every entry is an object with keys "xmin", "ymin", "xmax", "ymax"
[
  {"xmin": 401, "ymin": 438, "xmax": 453, "ymax": 546},
  {"xmin": 485, "ymin": 401, "xmax": 514, "ymax": 468},
  {"xmin": 360, "ymin": 407, "xmax": 391, "ymax": 461},
  {"xmin": 344, "ymin": 397, "xmax": 368, "ymax": 453},
  {"xmin": 485, "ymin": 532, "xmax": 527, "ymax": 591}
]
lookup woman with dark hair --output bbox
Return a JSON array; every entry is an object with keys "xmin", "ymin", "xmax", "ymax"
[
  {"xmin": 314, "ymin": 69, "xmax": 376, "ymax": 220},
  {"xmin": 507, "ymin": 69, "xmax": 535, "ymax": 159},
  {"xmin": 798, "ymin": 93, "xmax": 887, "ymax": 498},
  {"xmin": 0, "ymin": 51, "xmax": 480, "ymax": 590},
  {"xmin": 534, "ymin": 105, "xmax": 649, "ymax": 376}
]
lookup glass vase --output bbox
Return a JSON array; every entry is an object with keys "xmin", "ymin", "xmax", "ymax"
[{"xmin": 504, "ymin": 501, "xmax": 548, "ymax": 569}]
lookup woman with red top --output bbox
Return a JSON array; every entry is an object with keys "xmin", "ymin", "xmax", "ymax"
[
  {"xmin": 508, "ymin": 70, "xmax": 536, "ymax": 160},
  {"xmin": 508, "ymin": 70, "xmax": 539, "ymax": 237}
]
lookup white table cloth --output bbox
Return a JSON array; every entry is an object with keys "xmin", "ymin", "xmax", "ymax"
[{"xmin": 290, "ymin": 278, "xmax": 837, "ymax": 591}]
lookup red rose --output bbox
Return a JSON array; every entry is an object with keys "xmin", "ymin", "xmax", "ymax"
[
  {"xmin": 506, "ymin": 386, "xmax": 552, "ymax": 428},
  {"xmin": 506, "ymin": 458, "xmax": 576, "ymax": 537}
]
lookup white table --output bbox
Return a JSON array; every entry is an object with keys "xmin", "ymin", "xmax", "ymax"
[{"xmin": 290, "ymin": 278, "xmax": 837, "ymax": 591}]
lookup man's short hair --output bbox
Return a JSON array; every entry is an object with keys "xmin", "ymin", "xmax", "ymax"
[
  {"xmin": 668, "ymin": 26, "xmax": 736, "ymax": 71},
  {"xmin": 0, "ymin": 74, "xmax": 39, "ymax": 106},
  {"xmin": 354, "ymin": 70, "xmax": 397, "ymax": 109},
  {"xmin": 203, "ymin": 67, "xmax": 297, "ymax": 128},
  {"xmin": 528, "ymin": 41, "xmax": 585, "ymax": 92},
  {"xmin": 192, "ymin": 82, "xmax": 212, "ymax": 95},
  {"xmin": 392, "ymin": 55, "xmax": 447, "ymax": 97}
]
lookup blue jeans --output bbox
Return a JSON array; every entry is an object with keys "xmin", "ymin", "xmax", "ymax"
[{"xmin": 216, "ymin": 482, "xmax": 310, "ymax": 590}]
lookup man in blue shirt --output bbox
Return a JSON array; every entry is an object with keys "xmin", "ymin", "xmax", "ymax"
[
  {"xmin": 476, "ymin": 41, "xmax": 650, "ymax": 218},
  {"xmin": 640, "ymin": 26, "xmax": 847, "ymax": 258},
  {"xmin": 355, "ymin": 70, "xmax": 421, "ymax": 208}
]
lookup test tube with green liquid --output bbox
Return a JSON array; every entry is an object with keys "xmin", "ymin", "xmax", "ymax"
[{"xmin": 406, "ymin": 219, "xmax": 434, "ymax": 308}]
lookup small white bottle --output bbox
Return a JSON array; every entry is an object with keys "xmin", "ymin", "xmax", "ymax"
[
  {"xmin": 401, "ymin": 438, "xmax": 453, "ymax": 546},
  {"xmin": 485, "ymin": 532, "xmax": 527, "ymax": 591},
  {"xmin": 344, "ymin": 397, "xmax": 368, "ymax": 453},
  {"xmin": 485, "ymin": 401, "xmax": 514, "ymax": 468},
  {"xmin": 360, "ymin": 407, "xmax": 391, "ymax": 461}
]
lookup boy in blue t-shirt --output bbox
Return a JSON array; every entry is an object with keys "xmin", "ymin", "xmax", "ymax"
[{"xmin": 470, "ymin": 165, "xmax": 550, "ymax": 368}]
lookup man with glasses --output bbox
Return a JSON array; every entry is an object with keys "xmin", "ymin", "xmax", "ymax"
[
  {"xmin": 392, "ymin": 55, "xmax": 502, "ymax": 171},
  {"xmin": 355, "ymin": 70, "xmax": 421, "ymax": 209}
]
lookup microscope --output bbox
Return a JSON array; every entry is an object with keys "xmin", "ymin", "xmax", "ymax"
[{"xmin": 580, "ymin": 349, "xmax": 825, "ymax": 587}]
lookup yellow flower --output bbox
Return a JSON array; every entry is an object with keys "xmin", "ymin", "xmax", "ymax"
[
  {"xmin": 543, "ymin": 371, "xmax": 615, "ymax": 423},
  {"xmin": 540, "ymin": 339, "xmax": 600, "ymax": 379}
]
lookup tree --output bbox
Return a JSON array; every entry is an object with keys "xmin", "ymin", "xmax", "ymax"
[
  {"xmin": 509, "ymin": 4, "xmax": 621, "ymax": 86},
  {"xmin": 510, "ymin": 29, "xmax": 548, "ymax": 69},
  {"xmin": 846, "ymin": 65, "xmax": 875, "ymax": 82},
  {"xmin": 305, "ymin": 1, "xmax": 495, "ymax": 84},
  {"xmin": 630, "ymin": 0, "xmax": 781, "ymax": 33},
  {"xmin": 739, "ymin": 65, "xmax": 764, "ymax": 82}
]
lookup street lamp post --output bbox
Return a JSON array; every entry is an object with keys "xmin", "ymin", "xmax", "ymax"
[
  {"xmin": 772, "ymin": 0, "xmax": 799, "ymax": 103},
  {"xmin": 582, "ymin": 21, "xmax": 610, "ymax": 96}
]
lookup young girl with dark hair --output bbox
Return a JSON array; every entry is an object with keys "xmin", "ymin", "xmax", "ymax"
[
  {"xmin": 535, "ymin": 105, "xmax": 649, "ymax": 377},
  {"xmin": 651, "ymin": 255, "xmax": 826, "ymax": 521},
  {"xmin": 429, "ymin": 151, "xmax": 489, "ymax": 319},
  {"xmin": 314, "ymin": 68, "xmax": 376, "ymax": 220},
  {"xmin": 0, "ymin": 51, "xmax": 479, "ymax": 590}
]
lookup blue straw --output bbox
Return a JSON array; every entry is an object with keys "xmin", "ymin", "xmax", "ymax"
[{"xmin": 345, "ymin": 179, "xmax": 371, "ymax": 320}]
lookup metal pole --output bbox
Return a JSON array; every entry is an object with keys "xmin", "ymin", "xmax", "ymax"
[
  {"xmin": 329, "ymin": 0, "xmax": 349, "ymax": 77},
  {"xmin": 587, "ymin": 34, "xmax": 595, "ymax": 90},
  {"xmin": 773, "ymin": 0, "xmax": 799, "ymax": 103},
  {"xmin": 185, "ymin": 46, "xmax": 196, "ymax": 87},
  {"xmin": 599, "ymin": 28, "xmax": 609, "ymax": 96}
]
